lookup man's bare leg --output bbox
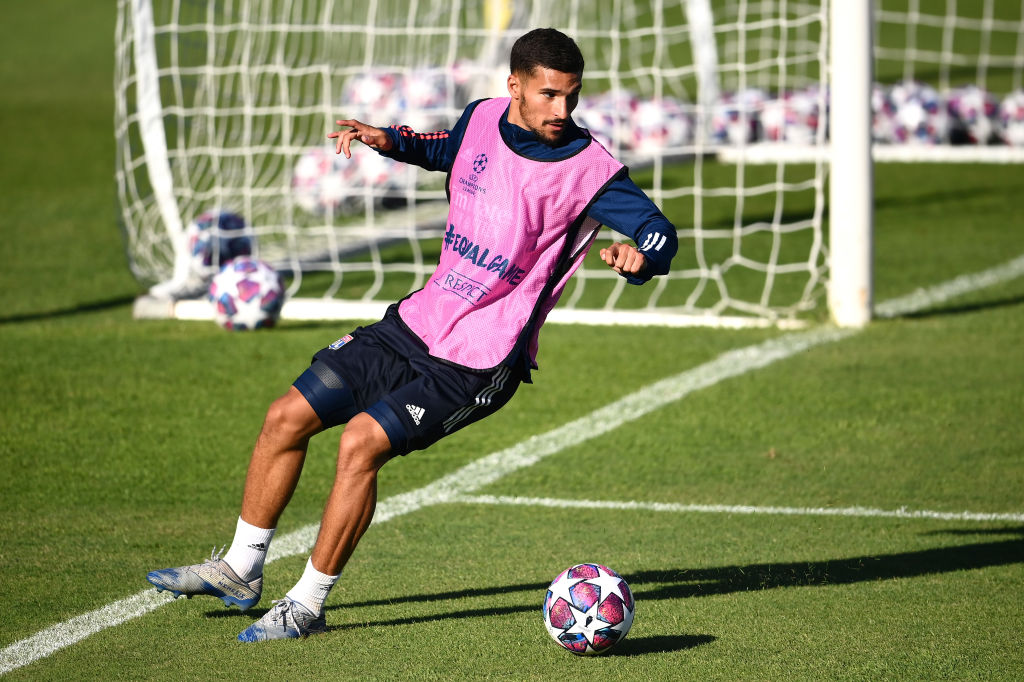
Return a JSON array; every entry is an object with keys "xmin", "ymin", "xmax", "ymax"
[
  {"xmin": 310, "ymin": 411, "xmax": 393, "ymax": 575},
  {"xmin": 238, "ymin": 386, "xmax": 325, "ymax": 529},
  {"xmin": 237, "ymin": 411, "xmax": 393, "ymax": 642},
  {"xmin": 146, "ymin": 386, "xmax": 324, "ymax": 610}
]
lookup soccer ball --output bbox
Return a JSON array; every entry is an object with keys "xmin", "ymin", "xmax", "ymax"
[
  {"xmin": 402, "ymin": 67, "xmax": 451, "ymax": 132},
  {"xmin": 761, "ymin": 87, "xmax": 823, "ymax": 145},
  {"xmin": 291, "ymin": 147, "xmax": 360, "ymax": 216},
  {"xmin": 947, "ymin": 85, "xmax": 998, "ymax": 145},
  {"xmin": 356, "ymin": 151, "xmax": 411, "ymax": 191},
  {"xmin": 185, "ymin": 210, "xmax": 252, "ymax": 277},
  {"xmin": 629, "ymin": 97, "xmax": 693, "ymax": 156},
  {"xmin": 711, "ymin": 89, "xmax": 767, "ymax": 145},
  {"xmin": 997, "ymin": 90, "xmax": 1024, "ymax": 147},
  {"xmin": 871, "ymin": 82, "xmax": 899, "ymax": 142},
  {"xmin": 341, "ymin": 70, "xmax": 407, "ymax": 123},
  {"xmin": 576, "ymin": 91, "xmax": 636, "ymax": 153},
  {"xmin": 888, "ymin": 81, "xmax": 949, "ymax": 145},
  {"xmin": 208, "ymin": 257, "xmax": 285, "ymax": 331},
  {"xmin": 542, "ymin": 563, "xmax": 634, "ymax": 655}
]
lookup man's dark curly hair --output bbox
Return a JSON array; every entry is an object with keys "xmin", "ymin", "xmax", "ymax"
[{"xmin": 509, "ymin": 28, "xmax": 584, "ymax": 77}]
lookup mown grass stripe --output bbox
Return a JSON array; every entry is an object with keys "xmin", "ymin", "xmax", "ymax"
[{"xmin": 2, "ymin": 254, "xmax": 1022, "ymax": 676}]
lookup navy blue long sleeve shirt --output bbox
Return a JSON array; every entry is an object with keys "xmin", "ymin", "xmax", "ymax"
[{"xmin": 379, "ymin": 99, "xmax": 677, "ymax": 284}]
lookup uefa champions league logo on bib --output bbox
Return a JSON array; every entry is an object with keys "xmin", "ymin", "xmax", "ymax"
[{"xmin": 473, "ymin": 153, "xmax": 488, "ymax": 174}]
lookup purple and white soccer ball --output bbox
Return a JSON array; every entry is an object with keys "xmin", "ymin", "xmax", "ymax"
[
  {"xmin": 291, "ymin": 147, "xmax": 360, "ymax": 216},
  {"xmin": 401, "ymin": 68, "xmax": 452, "ymax": 132},
  {"xmin": 871, "ymin": 82, "xmax": 899, "ymax": 142},
  {"xmin": 576, "ymin": 91, "xmax": 636, "ymax": 153},
  {"xmin": 542, "ymin": 563, "xmax": 634, "ymax": 655},
  {"xmin": 208, "ymin": 257, "xmax": 285, "ymax": 331},
  {"xmin": 356, "ymin": 151, "xmax": 412, "ymax": 190},
  {"xmin": 711, "ymin": 88, "xmax": 767, "ymax": 145},
  {"xmin": 761, "ymin": 87, "xmax": 822, "ymax": 145},
  {"xmin": 997, "ymin": 90, "xmax": 1024, "ymax": 147},
  {"xmin": 888, "ymin": 81, "xmax": 949, "ymax": 145},
  {"xmin": 947, "ymin": 85, "xmax": 998, "ymax": 145},
  {"xmin": 341, "ymin": 70, "xmax": 407, "ymax": 122},
  {"xmin": 185, "ymin": 210, "xmax": 252, "ymax": 277},
  {"xmin": 629, "ymin": 97, "xmax": 693, "ymax": 156}
]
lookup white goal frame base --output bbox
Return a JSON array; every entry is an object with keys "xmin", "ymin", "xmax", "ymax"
[{"xmin": 132, "ymin": 295, "xmax": 810, "ymax": 330}]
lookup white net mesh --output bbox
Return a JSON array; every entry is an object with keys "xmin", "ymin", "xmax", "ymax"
[
  {"xmin": 117, "ymin": 0, "xmax": 835, "ymax": 325},
  {"xmin": 875, "ymin": 0, "xmax": 1024, "ymax": 93},
  {"xmin": 870, "ymin": 0, "xmax": 1024, "ymax": 155}
]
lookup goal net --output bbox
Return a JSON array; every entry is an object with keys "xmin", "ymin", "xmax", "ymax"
[
  {"xmin": 871, "ymin": 0, "xmax": 1024, "ymax": 161},
  {"xmin": 115, "ymin": 0, "xmax": 1021, "ymax": 328}
]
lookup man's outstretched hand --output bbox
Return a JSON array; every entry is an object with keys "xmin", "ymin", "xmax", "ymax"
[{"xmin": 328, "ymin": 119, "xmax": 394, "ymax": 158}]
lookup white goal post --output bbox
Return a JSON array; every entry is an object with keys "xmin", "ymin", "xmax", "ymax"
[{"xmin": 114, "ymin": 0, "xmax": 1021, "ymax": 329}]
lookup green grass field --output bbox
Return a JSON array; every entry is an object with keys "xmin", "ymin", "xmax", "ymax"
[{"xmin": 2, "ymin": 2, "xmax": 1024, "ymax": 680}]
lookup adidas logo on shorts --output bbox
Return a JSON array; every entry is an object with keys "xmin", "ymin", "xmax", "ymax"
[{"xmin": 406, "ymin": 404, "xmax": 425, "ymax": 425}]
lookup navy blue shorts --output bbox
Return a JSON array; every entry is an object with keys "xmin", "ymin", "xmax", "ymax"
[{"xmin": 292, "ymin": 305, "xmax": 524, "ymax": 456}]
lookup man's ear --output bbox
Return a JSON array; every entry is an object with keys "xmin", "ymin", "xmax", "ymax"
[{"xmin": 506, "ymin": 73, "xmax": 520, "ymax": 100}]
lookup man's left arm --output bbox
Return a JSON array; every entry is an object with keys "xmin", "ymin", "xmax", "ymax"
[{"xmin": 589, "ymin": 171, "xmax": 678, "ymax": 284}]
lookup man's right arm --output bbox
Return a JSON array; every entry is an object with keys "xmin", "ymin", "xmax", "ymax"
[
  {"xmin": 379, "ymin": 99, "xmax": 481, "ymax": 172},
  {"xmin": 380, "ymin": 125, "xmax": 455, "ymax": 172}
]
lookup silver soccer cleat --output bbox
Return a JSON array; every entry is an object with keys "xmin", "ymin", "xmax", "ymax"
[
  {"xmin": 237, "ymin": 598, "xmax": 327, "ymax": 642},
  {"xmin": 146, "ymin": 547, "xmax": 262, "ymax": 611}
]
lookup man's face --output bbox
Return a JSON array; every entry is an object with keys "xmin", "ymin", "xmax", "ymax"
[{"xmin": 506, "ymin": 67, "xmax": 582, "ymax": 144}]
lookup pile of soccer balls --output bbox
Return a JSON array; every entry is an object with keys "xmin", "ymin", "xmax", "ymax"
[
  {"xmin": 291, "ymin": 68, "xmax": 454, "ymax": 217},
  {"xmin": 289, "ymin": 67, "xmax": 1024, "ymax": 215},
  {"xmin": 871, "ymin": 82, "xmax": 1023, "ymax": 146},
  {"xmin": 185, "ymin": 209, "xmax": 285, "ymax": 331},
  {"xmin": 578, "ymin": 83, "xmax": 1024, "ymax": 152},
  {"xmin": 542, "ymin": 563, "xmax": 635, "ymax": 655}
]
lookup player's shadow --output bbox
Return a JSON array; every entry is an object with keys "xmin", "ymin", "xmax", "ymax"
[
  {"xmin": 630, "ymin": 526, "xmax": 1024, "ymax": 601},
  {"xmin": 312, "ymin": 526, "xmax": 1022, "ymax": 642}
]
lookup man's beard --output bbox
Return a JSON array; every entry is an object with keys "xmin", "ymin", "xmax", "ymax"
[{"xmin": 519, "ymin": 99, "xmax": 567, "ymax": 143}]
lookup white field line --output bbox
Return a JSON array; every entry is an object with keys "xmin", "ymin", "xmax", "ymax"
[
  {"xmin": 875, "ymin": 253, "xmax": 1024, "ymax": 318},
  {"xmin": 2, "ymin": 255, "xmax": 1022, "ymax": 676},
  {"xmin": 454, "ymin": 494, "xmax": 1024, "ymax": 523}
]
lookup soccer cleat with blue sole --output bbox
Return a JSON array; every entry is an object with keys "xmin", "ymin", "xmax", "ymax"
[
  {"xmin": 237, "ymin": 598, "xmax": 327, "ymax": 642},
  {"xmin": 146, "ymin": 548, "xmax": 262, "ymax": 611}
]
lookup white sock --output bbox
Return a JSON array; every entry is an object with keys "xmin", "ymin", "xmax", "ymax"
[
  {"xmin": 222, "ymin": 516, "xmax": 275, "ymax": 582},
  {"xmin": 286, "ymin": 557, "xmax": 341, "ymax": 616}
]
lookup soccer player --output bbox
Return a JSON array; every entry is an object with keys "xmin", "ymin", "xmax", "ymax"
[{"xmin": 146, "ymin": 27, "xmax": 677, "ymax": 641}]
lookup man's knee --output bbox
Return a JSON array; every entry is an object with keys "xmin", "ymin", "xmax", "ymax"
[
  {"xmin": 263, "ymin": 387, "xmax": 322, "ymax": 440},
  {"xmin": 337, "ymin": 412, "xmax": 393, "ymax": 473}
]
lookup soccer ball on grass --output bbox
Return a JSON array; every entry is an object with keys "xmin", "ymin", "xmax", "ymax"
[
  {"xmin": 208, "ymin": 257, "xmax": 285, "ymax": 331},
  {"xmin": 185, "ymin": 210, "xmax": 252, "ymax": 277},
  {"xmin": 542, "ymin": 563, "xmax": 634, "ymax": 655}
]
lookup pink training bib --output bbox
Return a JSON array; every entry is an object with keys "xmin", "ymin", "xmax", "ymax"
[{"xmin": 399, "ymin": 98, "xmax": 623, "ymax": 370}]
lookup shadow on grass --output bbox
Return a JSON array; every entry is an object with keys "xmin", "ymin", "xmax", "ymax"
[
  {"xmin": 630, "ymin": 526, "xmax": 1023, "ymax": 600},
  {"xmin": 887, "ymin": 292, "xmax": 1024, "ymax": 321},
  {"xmin": 605, "ymin": 634, "xmax": 716, "ymax": 656},
  {"xmin": 0, "ymin": 294, "xmax": 137, "ymax": 324},
  {"xmin": 276, "ymin": 526, "xmax": 1024, "ymax": 650}
]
